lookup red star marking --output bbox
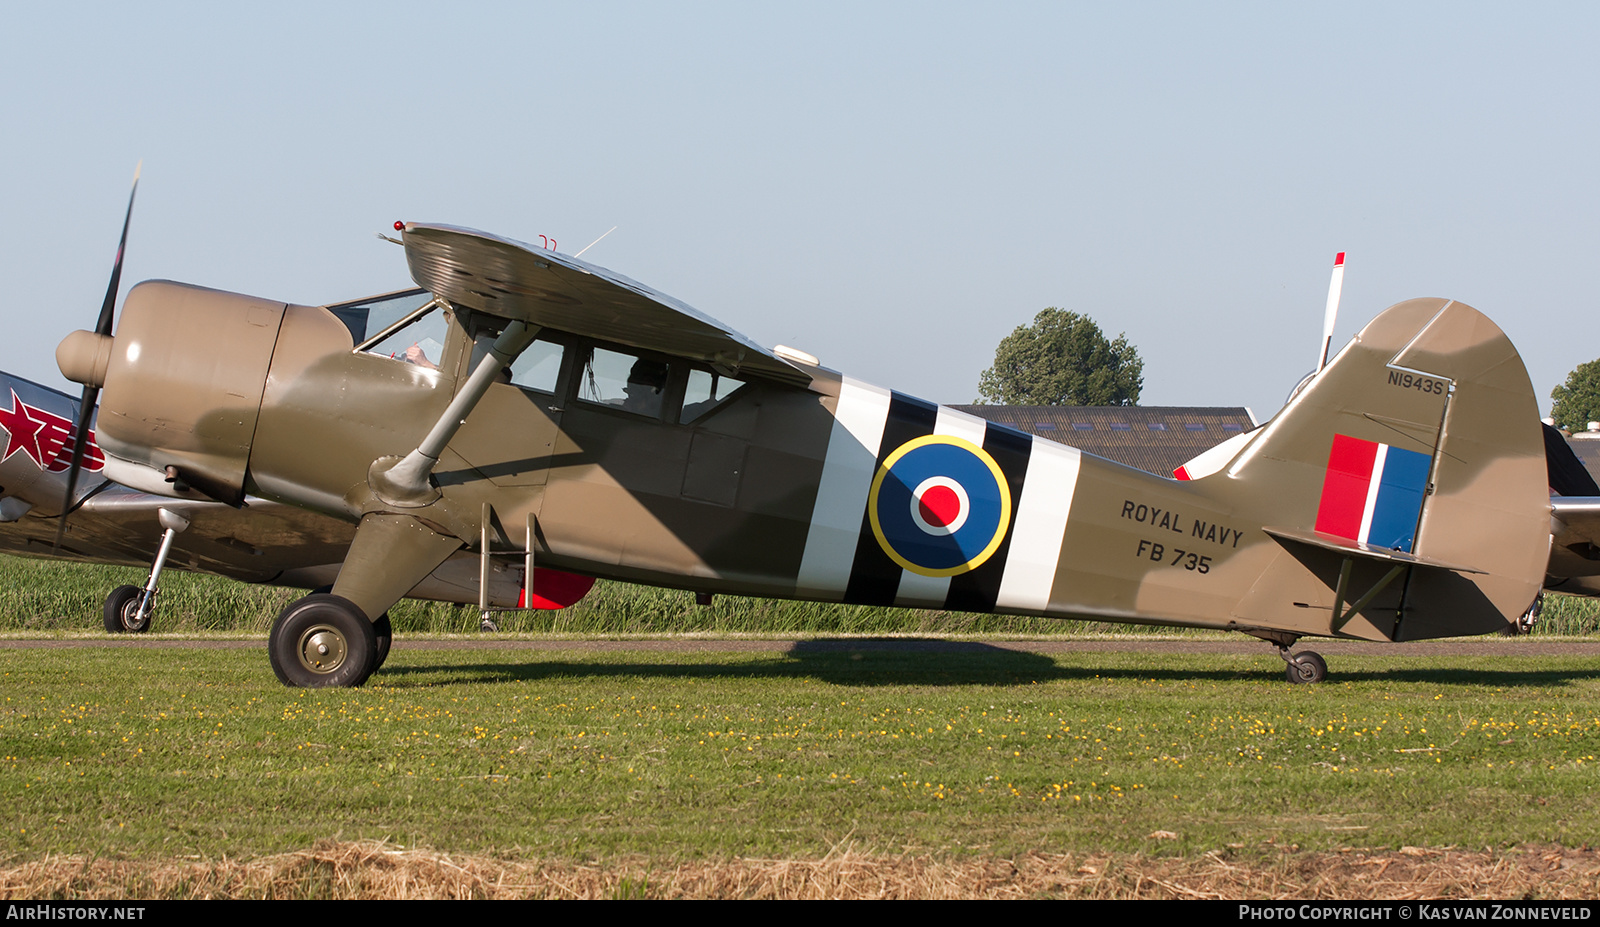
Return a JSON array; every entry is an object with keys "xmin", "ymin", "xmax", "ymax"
[
  {"xmin": 0, "ymin": 390, "xmax": 104, "ymax": 473},
  {"xmin": 0, "ymin": 390, "xmax": 48, "ymax": 468}
]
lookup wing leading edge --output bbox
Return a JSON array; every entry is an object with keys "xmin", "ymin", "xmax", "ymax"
[{"xmin": 402, "ymin": 223, "xmax": 812, "ymax": 388}]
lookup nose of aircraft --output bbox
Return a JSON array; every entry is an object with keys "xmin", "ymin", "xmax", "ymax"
[{"xmin": 57, "ymin": 330, "xmax": 114, "ymax": 389}]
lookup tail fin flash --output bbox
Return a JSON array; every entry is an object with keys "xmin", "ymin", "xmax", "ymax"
[{"xmin": 1230, "ymin": 298, "xmax": 1547, "ymax": 640}]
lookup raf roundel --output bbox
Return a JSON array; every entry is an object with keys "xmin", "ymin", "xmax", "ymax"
[{"xmin": 868, "ymin": 435, "xmax": 1013, "ymax": 577}]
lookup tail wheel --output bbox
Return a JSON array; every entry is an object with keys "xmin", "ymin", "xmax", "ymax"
[
  {"xmin": 103, "ymin": 584, "xmax": 152, "ymax": 634},
  {"xmin": 1285, "ymin": 651, "xmax": 1328, "ymax": 685},
  {"xmin": 269, "ymin": 594, "xmax": 377, "ymax": 688},
  {"xmin": 1516, "ymin": 593, "xmax": 1544, "ymax": 635}
]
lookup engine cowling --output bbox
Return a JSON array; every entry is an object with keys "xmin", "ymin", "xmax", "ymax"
[{"xmin": 59, "ymin": 280, "xmax": 286, "ymax": 506}]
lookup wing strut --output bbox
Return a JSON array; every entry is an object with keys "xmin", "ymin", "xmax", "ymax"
[{"xmin": 370, "ymin": 318, "xmax": 540, "ymax": 506}]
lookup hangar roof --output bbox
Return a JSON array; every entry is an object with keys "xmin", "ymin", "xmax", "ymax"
[{"xmin": 955, "ymin": 405, "xmax": 1258, "ymax": 476}]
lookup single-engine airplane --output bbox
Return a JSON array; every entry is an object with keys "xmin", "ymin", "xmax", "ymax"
[{"xmin": 42, "ymin": 171, "xmax": 1573, "ymax": 688}]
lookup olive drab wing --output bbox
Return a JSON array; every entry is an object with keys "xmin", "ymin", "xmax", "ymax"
[{"xmin": 52, "ymin": 217, "xmax": 1555, "ymax": 688}]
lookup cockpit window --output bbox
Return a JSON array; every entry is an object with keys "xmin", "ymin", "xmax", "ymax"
[
  {"xmin": 576, "ymin": 347, "xmax": 672, "ymax": 419},
  {"xmin": 680, "ymin": 369, "xmax": 747, "ymax": 423},
  {"xmin": 508, "ymin": 339, "xmax": 566, "ymax": 394},
  {"xmin": 327, "ymin": 289, "xmax": 434, "ymax": 344}
]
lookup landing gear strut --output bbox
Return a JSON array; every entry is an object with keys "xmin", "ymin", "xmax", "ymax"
[
  {"xmin": 103, "ymin": 507, "xmax": 190, "ymax": 634},
  {"xmin": 1515, "ymin": 593, "xmax": 1543, "ymax": 635}
]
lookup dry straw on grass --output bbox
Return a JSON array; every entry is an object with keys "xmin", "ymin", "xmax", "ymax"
[{"xmin": 3, "ymin": 842, "xmax": 1598, "ymax": 899}]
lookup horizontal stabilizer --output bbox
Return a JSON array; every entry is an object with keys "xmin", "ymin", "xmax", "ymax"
[
  {"xmin": 1262, "ymin": 526, "xmax": 1486, "ymax": 575},
  {"xmin": 402, "ymin": 223, "xmax": 813, "ymax": 387},
  {"xmin": 1552, "ymin": 496, "xmax": 1600, "ymax": 548}
]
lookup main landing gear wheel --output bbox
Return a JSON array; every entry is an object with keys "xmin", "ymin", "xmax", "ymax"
[
  {"xmin": 311, "ymin": 585, "xmax": 391, "ymax": 672},
  {"xmin": 269, "ymin": 594, "xmax": 378, "ymax": 688},
  {"xmin": 103, "ymin": 585, "xmax": 153, "ymax": 634},
  {"xmin": 1285, "ymin": 651, "xmax": 1328, "ymax": 685}
]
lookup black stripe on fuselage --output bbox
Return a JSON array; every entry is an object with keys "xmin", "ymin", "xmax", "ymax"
[
  {"xmin": 842, "ymin": 392, "xmax": 939, "ymax": 606},
  {"xmin": 944, "ymin": 422, "xmax": 1033, "ymax": 613}
]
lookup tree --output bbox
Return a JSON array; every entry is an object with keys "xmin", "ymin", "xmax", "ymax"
[
  {"xmin": 1551, "ymin": 359, "xmax": 1600, "ymax": 432},
  {"xmin": 974, "ymin": 308, "xmax": 1143, "ymax": 406}
]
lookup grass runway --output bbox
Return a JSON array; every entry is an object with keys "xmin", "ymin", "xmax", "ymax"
[
  {"xmin": 4, "ymin": 641, "xmax": 1600, "ymax": 879},
  {"xmin": 2, "ymin": 557, "xmax": 1600, "ymax": 897}
]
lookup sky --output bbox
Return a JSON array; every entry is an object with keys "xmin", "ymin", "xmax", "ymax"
[{"xmin": 2, "ymin": 2, "xmax": 1596, "ymax": 421}]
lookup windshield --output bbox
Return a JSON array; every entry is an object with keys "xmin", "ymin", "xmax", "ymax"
[
  {"xmin": 326, "ymin": 290, "xmax": 452, "ymax": 370},
  {"xmin": 327, "ymin": 289, "xmax": 434, "ymax": 344}
]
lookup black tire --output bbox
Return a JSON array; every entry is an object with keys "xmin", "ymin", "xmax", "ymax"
[
  {"xmin": 103, "ymin": 585, "xmax": 151, "ymax": 634},
  {"xmin": 372, "ymin": 614, "xmax": 392, "ymax": 671},
  {"xmin": 1285, "ymin": 651, "xmax": 1328, "ymax": 685},
  {"xmin": 269, "ymin": 594, "xmax": 377, "ymax": 688}
]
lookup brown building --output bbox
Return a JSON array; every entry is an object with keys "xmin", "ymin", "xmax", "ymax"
[{"xmin": 955, "ymin": 405, "xmax": 1258, "ymax": 477}]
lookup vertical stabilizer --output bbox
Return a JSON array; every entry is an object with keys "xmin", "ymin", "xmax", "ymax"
[{"xmin": 1227, "ymin": 298, "xmax": 1547, "ymax": 639}]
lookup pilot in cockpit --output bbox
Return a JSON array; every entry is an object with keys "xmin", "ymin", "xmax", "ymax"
[
  {"xmin": 623, "ymin": 359, "xmax": 668, "ymax": 418},
  {"xmin": 404, "ymin": 343, "xmax": 438, "ymax": 370}
]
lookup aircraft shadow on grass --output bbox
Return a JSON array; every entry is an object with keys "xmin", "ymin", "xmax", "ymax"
[{"xmin": 367, "ymin": 639, "xmax": 1600, "ymax": 690}]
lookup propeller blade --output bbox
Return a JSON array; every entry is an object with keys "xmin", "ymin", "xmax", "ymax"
[
  {"xmin": 55, "ymin": 164, "xmax": 140, "ymax": 551},
  {"xmin": 95, "ymin": 162, "xmax": 139, "ymax": 336},
  {"xmin": 1316, "ymin": 251, "xmax": 1345, "ymax": 374},
  {"xmin": 52, "ymin": 385, "xmax": 99, "ymax": 551}
]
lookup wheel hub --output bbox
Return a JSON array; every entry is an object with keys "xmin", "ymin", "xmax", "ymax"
[
  {"xmin": 296, "ymin": 624, "xmax": 348, "ymax": 673},
  {"xmin": 121, "ymin": 598, "xmax": 149, "ymax": 632}
]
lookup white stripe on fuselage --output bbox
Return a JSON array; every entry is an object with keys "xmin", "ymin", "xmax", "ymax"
[
  {"xmin": 994, "ymin": 438, "xmax": 1082, "ymax": 613},
  {"xmin": 795, "ymin": 378, "xmax": 891, "ymax": 598}
]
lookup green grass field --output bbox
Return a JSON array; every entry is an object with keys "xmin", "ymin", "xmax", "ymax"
[
  {"xmin": 4, "ymin": 643, "xmax": 1599, "ymax": 863},
  {"xmin": 2, "ymin": 555, "xmax": 1599, "ymax": 897}
]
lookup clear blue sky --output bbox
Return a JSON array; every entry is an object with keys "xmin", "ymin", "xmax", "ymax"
[{"xmin": 3, "ymin": 2, "xmax": 1596, "ymax": 420}]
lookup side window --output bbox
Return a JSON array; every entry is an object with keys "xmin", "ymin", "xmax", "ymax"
[
  {"xmin": 576, "ymin": 346, "xmax": 672, "ymax": 419},
  {"xmin": 360, "ymin": 304, "xmax": 450, "ymax": 370},
  {"xmin": 508, "ymin": 339, "xmax": 565, "ymax": 394},
  {"xmin": 680, "ymin": 369, "xmax": 747, "ymax": 423}
]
